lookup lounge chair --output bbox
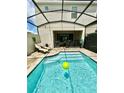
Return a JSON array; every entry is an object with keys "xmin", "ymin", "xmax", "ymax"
[
  {"xmin": 37, "ymin": 43, "xmax": 51, "ymax": 51},
  {"xmin": 35, "ymin": 44, "xmax": 49, "ymax": 53}
]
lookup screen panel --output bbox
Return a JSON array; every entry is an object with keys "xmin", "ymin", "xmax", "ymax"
[
  {"xmin": 76, "ymin": 14, "xmax": 96, "ymax": 25},
  {"xmin": 27, "ymin": 0, "xmax": 40, "ymax": 17},
  {"xmin": 28, "ymin": 14, "xmax": 47, "ymax": 26},
  {"xmin": 44, "ymin": 11, "xmax": 61, "ymax": 21},
  {"xmin": 63, "ymin": 0, "xmax": 90, "ymax": 13},
  {"xmin": 84, "ymin": 1, "xmax": 97, "ymax": 17},
  {"xmin": 35, "ymin": 0, "xmax": 62, "ymax": 12},
  {"xmin": 63, "ymin": 11, "xmax": 81, "ymax": 22}
]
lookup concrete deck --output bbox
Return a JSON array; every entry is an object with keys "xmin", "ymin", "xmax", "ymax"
[{"xmin": 27, "ymin": 48, "xmax": 97, "ymax": 75}]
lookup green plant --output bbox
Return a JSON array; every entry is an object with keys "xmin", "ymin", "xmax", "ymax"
[{"xmin": 32, "ymin": 37, "xmax": 36, "ymax": 43}]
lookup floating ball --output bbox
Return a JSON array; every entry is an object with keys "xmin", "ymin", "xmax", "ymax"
[
  {"xmin": 62, "ymin": 62, "xmax": 70, "ymax": 69},
  {"xmin": 64, "ymin": 72, "xmax": 69, "ymax": 79}
]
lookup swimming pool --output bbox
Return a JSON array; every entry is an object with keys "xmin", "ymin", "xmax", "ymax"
[{"xmin": 27, "ymin": 51, "xmax": 97, "ymax": 93}]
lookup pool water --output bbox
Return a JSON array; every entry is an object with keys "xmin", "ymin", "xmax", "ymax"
[{"xmin": 28, "ymin": 52, "xmax": 97, "ymax": 93}]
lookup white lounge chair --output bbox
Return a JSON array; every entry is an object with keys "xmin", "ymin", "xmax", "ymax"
[
  {"xmin": 35, "ymin": 44, "xmax": 49, "ymax": 53},
  {"xmin": 37, "ymin": 43, "xmax": 51, "ymax": 50}
]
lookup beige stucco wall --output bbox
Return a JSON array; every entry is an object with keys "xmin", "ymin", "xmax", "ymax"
[
  {"xmin": 85, "ymin": 24, "xmax": 97, "ymax": 36},
  {"xmin": 27, "ymin": 32, "xmax": 41, "ymax": 55},
  {"xmin": 38, "ymin": 22, "xmax": 85, "ymax": 48}
]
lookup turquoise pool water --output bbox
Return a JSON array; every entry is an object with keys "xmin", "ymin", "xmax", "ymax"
[{"xmin": 27, "ymin": 52, "xmax": 97, "ymax": 93}]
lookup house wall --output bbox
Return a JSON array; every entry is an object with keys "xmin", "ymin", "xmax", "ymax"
[
  {"xmin": 85, "ymin": 24, "xmax": 97, "ymax": 36},
  {"xmin": 27, "ymin": 32, "xmax": 41, "ymax": 55},
  {"xmin": 38, "ymin": 23, "xmax": 85, "ymax": 48}
]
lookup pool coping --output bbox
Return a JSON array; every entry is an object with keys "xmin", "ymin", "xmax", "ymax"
[
  {"xmin": 27, "ymin": 54, "xmax": 46, "ymax": 76},
  {"xmin": 27, "ymin": 48, "xmax": 97, "ymax": 76}
]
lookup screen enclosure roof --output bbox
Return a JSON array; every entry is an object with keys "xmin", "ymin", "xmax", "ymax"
[{"xmin": 27, "ymin": 0, "xmax": 97, "ymax": 28}]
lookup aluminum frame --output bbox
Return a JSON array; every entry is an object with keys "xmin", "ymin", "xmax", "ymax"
[
  {"xmin": 38, "ymin": 20, "xmax": 85, "ymax": 27},
  {"xmin": 74, "ymin": 0, "xmax": 95, "ymax": 23},
  {"xmin": 27, "ymin": 0, "xmax": 97, "ymax": 28}
]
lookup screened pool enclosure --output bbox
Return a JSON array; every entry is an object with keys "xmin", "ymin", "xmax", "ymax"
[{"xmin": 27, "ymin": 0, "xmax": 97, "ymax": 48}]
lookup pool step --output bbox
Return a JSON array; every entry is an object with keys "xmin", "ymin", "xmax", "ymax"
[
  {"xmin": 60, "ymin": 52, "xmax": 81, "ymax": 55},
  {"xmin": 46, "ymin": 55, "xmax": 83, "ymax": 61},
  {"xmin": 44, "ymin": 52, "xmax": 84, "ymax": 64},
  {"xmin": 44, "ymin": 57, "xmax": 84, "ymax": 64}
]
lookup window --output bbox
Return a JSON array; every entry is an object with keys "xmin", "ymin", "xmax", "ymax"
[
  {"xmin": 57, "ymin": 33, "xmax": 73, "ymax": 42},
  {"xmin": 45, "ymin": 6, "xmax": 48, "ymax": 11},
  {"xmin": 71, "ymin": 6, "xmax": 77, "ymax": 19}
]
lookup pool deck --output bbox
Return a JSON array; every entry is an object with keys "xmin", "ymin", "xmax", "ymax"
[{"xmin": 27, "ymin": 48, "xmax": 97, "ymax": 75}]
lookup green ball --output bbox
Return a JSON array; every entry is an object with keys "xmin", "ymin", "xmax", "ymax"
[{"xmin": 62, "ymin": 62, "xmax": 70, "ymax": 69}]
